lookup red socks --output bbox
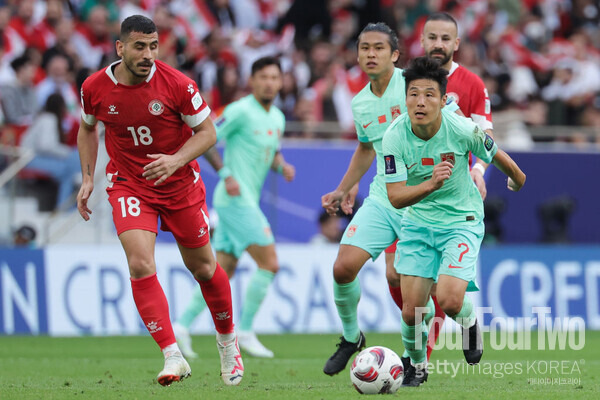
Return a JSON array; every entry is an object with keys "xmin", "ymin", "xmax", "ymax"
[
  {"xmin": 388, "ymin": 284, "xmax": 403, "ymax": 310},
  {"xmin": 131, "ymin": 273, "xmax": 176, "ymax": 350},
  {"xmin": 427, "ymin": 295, "xmax": 446, "ymax": 360},
  {"xmin": 197, "ymin": 263, "xmax": 235, "ymax": 334}
]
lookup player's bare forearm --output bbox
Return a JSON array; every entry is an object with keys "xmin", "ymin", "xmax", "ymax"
[
  {"xmin": 336, "ymin": 142, "xmax": 375, "ymax": 195},
  {"xmin": 386, "ymin": 180, "xmax": 436, "ymax": 209},
  {"xmin": 174, "ymin": 118, "xmax": 217, "ymax": 168},
  {"xmin": 204, "ymin": 145, "xmax": 224, "ymax": 172},
  {"xmin": 77, "ymin": 119, "xmax": 99, "ymax": 184},
  {"xmin": 491, "ymin": 149, "xmax": 526, "ymax": 191}
]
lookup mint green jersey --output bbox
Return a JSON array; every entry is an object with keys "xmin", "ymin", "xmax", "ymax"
[
  {"xmin": 213, "ymin": 95, "xmax": 285, "ymax": 206},
  {"xmin": 351, "ymin": 67, "xmax": 407, "ymax": 214},
  {"xmin": 382, "ymin": 111, "xmax": 498, "ymax": 227}
]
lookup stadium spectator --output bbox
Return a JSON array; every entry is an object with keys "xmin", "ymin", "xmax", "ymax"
[
  {"xmin": 13, "ymin": 224, "xmax": 37, "ymax": 247},
  {"xmin": 76, "ymin": 15, "xmax": 243, "ymax": 387},
  {"xmin": 72, "ymin": 5, "xmax": 115, "ymax": 70},
  {"xmin": 20, "ymin": 93, "xmax": 80, "ymax": 209},
  {"xmin": 0, "ymin": 53, "xmax": 37, "ymax": 127},
  {"xmin": 310, "ymin": 210, "xmax": 343, "ymax": 244},
  {"xmin": 36, "ymin": 54, "xmax": 79, "ymax": 124}
]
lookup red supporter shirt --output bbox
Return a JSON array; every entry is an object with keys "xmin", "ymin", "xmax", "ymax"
[
  {"xmin": 446, "ymin": 62, "xmax": 493, "ymax": 132},
  {"xmin": 80, "ymin": 59, "xmax": 211, "ymax": 199}
]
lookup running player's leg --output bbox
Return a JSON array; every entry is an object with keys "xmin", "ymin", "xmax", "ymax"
[
  {"xmin": 324, "ymin": 198, "xmax": 398, "ymax": 375},
  {"xmin": 436, "ymin": 225, "xmax": 484, "ymax": 365},
  {"xmin": 323, "ymin": 244, "xmax": 371, "ymax": 375},
  {"xmin": 179, "ymin": 242, "xmax": 243, "ymax": 385},
  {"xmin": 237, "ymin": 243, "xmax": 278, "ymax": 358},
  {"xmin": 426, "ymin": 284, "xmax": 446, "ymax": 361},
  {"xmin": 121, "ymin": 229, "xmax": 191, "ymax": 386},
  {"xmin": 385, "ymin": 241, "xmax": 403, "ymax": 310}
]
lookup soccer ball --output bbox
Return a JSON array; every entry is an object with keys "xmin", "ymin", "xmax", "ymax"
[{"xmin": 350, "ymin": 346, "xmax": 404, "ymax": 394}]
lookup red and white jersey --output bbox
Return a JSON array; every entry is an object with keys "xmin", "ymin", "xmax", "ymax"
[
  {"xmin": 446, "ymin": 62, "xmax": 493, "ymax": 132},
  {"xmin": 80, "ymin": 59, "xmax": 211, "ymax": 198}
]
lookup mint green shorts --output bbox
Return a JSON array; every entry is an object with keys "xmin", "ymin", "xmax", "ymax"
[
  {"xmin": 395, "ymin": 218, "xmax": 483, "ymax": 292},
  {"xmin": 213, "ymin": 202, "xmax": 274, "ymax": 259},
  {"xmin": 340, "ymin": 197, "xmax": 404, "ymax": 260}
]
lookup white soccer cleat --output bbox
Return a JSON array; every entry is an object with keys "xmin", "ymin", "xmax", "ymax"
[
  {"xmin": 217, "ymin": 334, "xmax": 244, "ymax": 386},
  {"xmin": 238, "ymin": 331, "xmax": 274, "ymax": 358},
  {"xmin": 173, "ymin": 322, "xmax": 199, "ymax": 359},
  {"xmin": 157, "ymin": 351, "xmax": 191, "ymax": 386}
]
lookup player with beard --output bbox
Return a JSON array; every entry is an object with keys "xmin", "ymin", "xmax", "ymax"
[{"xmin": 77, "ymin": 15, "xmax": 243, "ymax": 387}]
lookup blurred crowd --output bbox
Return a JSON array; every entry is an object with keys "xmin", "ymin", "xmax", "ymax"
[{"xmin": 0, "ymin": 0, "xmax": 599, "ymax": 209}]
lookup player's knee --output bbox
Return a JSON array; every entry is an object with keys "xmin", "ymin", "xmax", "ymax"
[
  {"xmin": 259, "ymin": 262, "xmax": 279, "ymax": 274},
  {"xmin": 128, "ymin": 256, "xmax": 155, "ymax": 279},
  {"xmin": 332, "ymin": 259, "xmax": 359, "ymax": 284},
  {"xmin": 401, "ymin": 307, "xmax": 417, "ymax": 325},
  {"xmin": 192, "ymin": 261, "xmax": 216, "ymax": 281},
  {"xmin": 437, "ymin": 295, "xmax": 462, "ymax": 317}
]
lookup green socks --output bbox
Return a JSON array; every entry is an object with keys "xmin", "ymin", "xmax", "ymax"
[
  {"xmin": 239, "ymin": 269, "xmax": 275, "ymax": 331},
  {"xmin": 401, "ymin": 319, "xmax": 428, "ymax": 364},
  {"xmin": 176, "ymin": 287, "xmax": 207, "ymax": 328},
  {"xmin": 333, "ymin": 279, "xmax": 361, "ymax": 343},
  {"xmin": 451, "ymin": 294, "xmax": 476, "ymax": 328}
]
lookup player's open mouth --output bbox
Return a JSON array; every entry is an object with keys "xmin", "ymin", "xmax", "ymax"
[
  {"xmin": 366, "ymin": 62, "xmax": 377, "ymax": 67},
  {"xmin": 414, "ymin": 112, "xmax": 426, "ymax": 118}
]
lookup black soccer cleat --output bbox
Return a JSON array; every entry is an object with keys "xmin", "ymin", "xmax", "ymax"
[
  {"xmin": 462, "ymin": 318, "xmax": 483, "ymax": 365},
  {"xmin": 401, "ymin": 363, "xmax": 428, "ymax": 387},
  {"xmin": 323, "ymin": 331, "xmax": 366, "ymax": 376},
  {"xmin": 400, "ymin": 356, "xmax": 411, "ymax": 374}
]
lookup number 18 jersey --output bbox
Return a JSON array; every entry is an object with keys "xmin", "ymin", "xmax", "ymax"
[{"xmin": 80, "ymin": 59, "xmax": 211, "ymax": 198}]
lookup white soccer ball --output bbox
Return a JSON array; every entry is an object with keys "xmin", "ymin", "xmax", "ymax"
[{"xmin": 350, "ymin": 346, "xmax": 404, "ymax": 394}]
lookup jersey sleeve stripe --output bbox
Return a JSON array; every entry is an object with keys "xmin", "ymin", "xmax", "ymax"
[
  {"xmin": 181, "ymin": 107, "xmax": 211, "ymax": 129},
  {"xmin": 471, "ymin": 113, "xmax": 493, "ymax": 131},
  {"xmin": 81, "ymin": 110, "xmax": 97, "ymax": 125}
]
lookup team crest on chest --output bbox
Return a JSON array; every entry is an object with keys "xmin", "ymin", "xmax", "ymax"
[
  {"xmin": 148, "ymin": 99, "xmax": 164, "ymax": 116},
  {"xmin": 390, "ymin": 105, "xmax": 401, "ymax": 120},
  {"xmin": 440, "ymin": 152, "xmax": 455, "ymax": 165}
]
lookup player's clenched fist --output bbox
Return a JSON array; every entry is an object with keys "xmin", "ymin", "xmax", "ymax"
[{"xmin": 430, "ymin": 161, "xmax": 453, "ymax": 190}]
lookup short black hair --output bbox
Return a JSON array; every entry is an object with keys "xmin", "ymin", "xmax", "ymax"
[
  {"xmin": 120, "ymin": 15, "xmax": 157, "ymax": 41},
  {"xmin": 10, "ymin": 53, "xmax": 31, "ymax": 72},
  {"xmin": 251, "ymin": 56, "xmax": 281, "ymax": 76},
  {"xmin": 403, "ymin": 56, "xmax": 448, "ymax": 96},
  {"xmin": 425, "ymin": 12, "xmax": 458, "ymax": 30},
  {"xmin": 357, "ymin": 22, "xmax": 399, "ymax": 53}
]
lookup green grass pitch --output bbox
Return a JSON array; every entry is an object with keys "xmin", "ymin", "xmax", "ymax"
[{"xmin": 1, "ymin": 331, "xmax": 598, "ymax": 399}]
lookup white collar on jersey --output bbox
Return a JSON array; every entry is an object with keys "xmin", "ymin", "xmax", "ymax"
[
  {"xmin": 105, "ymin": 59, "xmax": 157, "ymax": 85},
  {"xmin": 448, "ymin": 61, "xmax": 459, "ymax": 77}
]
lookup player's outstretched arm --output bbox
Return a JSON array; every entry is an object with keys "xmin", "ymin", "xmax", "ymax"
[
  {"xmin": 386, "ymin": 161, "xmax": 453, "ymax": 209},
  {"xmin": 322, "ymin": 142, "xmax": 374, "ymax": 215},
  {"xmin": 77, "ymin": 119, "xmax": 99, "ymax": 221},
  {"xmin": 144, "ymin": 117, "xmax": 217, "ymax": 185},
  {"xmin": 491, "ymin": 148, "xmax": 526, "ymax": 192}
]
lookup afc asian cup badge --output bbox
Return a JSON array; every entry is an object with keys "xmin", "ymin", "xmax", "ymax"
[{"xmin": 148, "ymin": 99, "xmax": 165, "ymax": 116}]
